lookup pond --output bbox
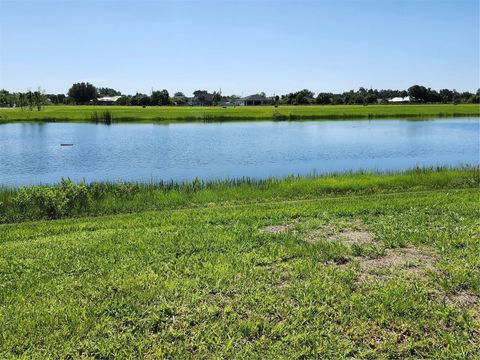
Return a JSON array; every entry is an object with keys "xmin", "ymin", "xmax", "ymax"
[{"xmin": 0, "ymin": 118, "xmax": 478, "ymax": 186}]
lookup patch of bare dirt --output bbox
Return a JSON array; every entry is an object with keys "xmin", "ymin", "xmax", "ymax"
[
  {"xmin": 305, "ymin": 219, "xmax": 375, "ymax": 245},
  {"xmin": 358, "ymin": 246, "xmax": 437, "ymax": 283},
  {"xmin": 434, "ymin": 289, "xmax": 480, "ymax": 326},
  {"xmin": 259, "ymin": 219, "xmax": 301, "ymax": 234},
  {"xmin": 328, "ymin": 230, "xmax": 375, "ymax": 245},
  {"xmin": 446, "ymin": 290, "xmax": 480, "ymax": 308},
  {"xmin": 303, "ymin": 228, "xmax": 333, "ymax": 243}
]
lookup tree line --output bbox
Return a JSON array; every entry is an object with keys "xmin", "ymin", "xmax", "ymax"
[
  {"xmin": 1, "ymin": 83, "xmax": 479, "ymax": 108},
  {"xmin": 0, "ymin": 88, "xmax": 48, "ymax": 110},
  {"xmin": 282, "ymin": 86, "xmax": 479, "ymax": 105}
]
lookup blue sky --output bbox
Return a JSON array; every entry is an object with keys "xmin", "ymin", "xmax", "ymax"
[{"xmin": 0, "ymin": 0, "xmax": 478, "ymax": 95}]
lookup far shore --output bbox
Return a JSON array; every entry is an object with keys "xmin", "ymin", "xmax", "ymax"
[{"xmin": 0, "ymin": 104, "xmax": 479, "ymax": 124}]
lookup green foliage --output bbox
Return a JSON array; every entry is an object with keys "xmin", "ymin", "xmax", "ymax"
[
  {"xmin": 68, "ymin": 82, "xmax": 97, "ymax": 104},
  {"xmin": 90, "ymin": 110, "xmax": 113, "ymax": 124},
  {"xmin": 316, "ymin": 92, "xmax": 334, "ymax": 105},
  {"xmin": 130, "ymin": 92, "xmax": 151, "ymax": 106},
  {"xmin": 408, "ymin": 85, "xmax": 428, "ymax": 102},
  {"xmin": 212, "ymin": 91, "xmax": 222, "ymax": 105},
  {"xmin": 0, "ymin": 167, "xmax": 478, "ymax": 223},
  {"xmin": 281, "ymin": 89, "xmax": 315, "ymax": 105},
  {"xmin": 97, "ymin": 87, "xmax": 121, "ymax": 97},
  {"xmin": 2, "ymin": 86, "xmax": 479, "ymax": 111},
  {"xmin": 173, "ymin": 92, "xmax": 188, "ymax": 105},
  {"xmin": 150, "ymin": 89, "xmax": 170, "ymax": 106},
  {"xmin": 114, "ymin": 95, "xmax": 130, "ymax": 105},
  {"xmin": 46, "ymin": 93, "xmax": 66, "ymax": 104},
  {"xmin": 0, "ymin": 90, "xmax": 16, "ymax": 107},
  {"xmin": 6, "ymin": 179, "xmax": 90, "ymax": 221},
  {"xmin": 192, "ymin": 90, "xmax": 213, "ymax": 106}
]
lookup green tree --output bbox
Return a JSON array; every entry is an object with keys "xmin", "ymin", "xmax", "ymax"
[
  {"xmin": 212, "ymin": 91, "xmax": 222, "ymax": 105},
  {"xmin": 173, "ymin": 92, "xmax": 187, "ymax": 105},
  {"xmin": 193, "ymin": 90, "xmax": 211, "ymax": 105},
  {"xmin": 408, "ymin": 85, "xmax": 428, "ymax": 102},
  {"xmin": 193, "ymin": 90, "xmax": 208, "ymax": 97},
  {"xmin": 33, "ymin": 87, "xmax": 47, "ymax": 111},
  {"xmin": 130, "ymin": 93, "xmax": 151, "ymax": 106},
  {"xmin": 26, "ymin": 91, "xmax": 34, "ymax": 110},
  {"xmin": 97, "ymin": 87, "xmax": 121, "ymax": 96},
  {"xmin": 68, "ymin": 82, "xmax": 97, "ymax": 104},
  {"xmin": 316, "ymin": 93, "xmax": 332, "ymax": 105},
  {"xmin": 0, "ymin": 90, "xmax": 15, "ymax": 107},
  {"xmin": 151, "ymin": 89, "xmax": 170, "ymax": 106},
  {"xmin": 17, "ymin": 93, "xmax": 26, "ymax": 110},
  {"xmin": 115, "ymin": 96, "xmax": 131, "ymax": 105}
]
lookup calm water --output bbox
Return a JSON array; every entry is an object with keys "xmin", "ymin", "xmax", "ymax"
[{"xmin": 0, "ymin": 118, "xmax": 478, "ymax": 186}]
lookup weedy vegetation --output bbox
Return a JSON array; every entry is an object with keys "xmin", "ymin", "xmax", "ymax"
[
  {"xmin": 90, "ymin": 110, "xmax": 113, "ymax": 124},
  {"xmin": 0, "ymin": 167, "xmax": 477, "ymax": 223}
]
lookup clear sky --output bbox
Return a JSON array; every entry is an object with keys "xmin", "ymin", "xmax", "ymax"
[{"xmin": 0, "ymin": 0, "xmax": 478, "ymax": 96}]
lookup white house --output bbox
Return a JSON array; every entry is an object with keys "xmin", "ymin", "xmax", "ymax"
[
  {"xmin": 97, "ymin": 96, "xmax": 122, "ymax": 105},
  {"xmin": 388, "ymin": 96, "xmax": 411, "ymax": 103}
]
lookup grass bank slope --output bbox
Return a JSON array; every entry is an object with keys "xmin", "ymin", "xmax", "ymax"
[
  {"xmin": 0, "ymin": 104, "xmax": 479, "ymax": 123},
  {"xmin": 0, "ymin": 189, "xmax": 478, "ymax": 357},
  {"xmin": 0, "ymin": 171, "xmax": 479, "ymax": 357}
]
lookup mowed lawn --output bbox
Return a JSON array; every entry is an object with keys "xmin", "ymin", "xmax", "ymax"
[
  {"xmin": 1, "ymin": 185, "xmax": 479, "ymax": 357},
  {"xmin": 0, "ymin": 104, "xmax": 479, "ymax": 122}
]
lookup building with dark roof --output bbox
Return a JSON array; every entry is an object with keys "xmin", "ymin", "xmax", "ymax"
[
  {"xmin": 189, "ymin": 92, "xmax": 215, "ymax": 106},
  {"xmin": 237, "ymin": 94, "xmax": 273, "ymax": 106}
]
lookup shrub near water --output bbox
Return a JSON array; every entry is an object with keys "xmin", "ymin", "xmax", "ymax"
[{"xmin": 7, "ymin": 179, "xmax": 90, "ymax": 221}]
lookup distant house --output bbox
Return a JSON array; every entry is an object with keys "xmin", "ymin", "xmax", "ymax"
[
  {"xmin": 96, "ymin": 96, "xmax": 122, "ymax": 105},
  {"xmin": 237, "ymin": 94, "xmax": 273, "ymax": 106},
  {"xmin": 189, "ymin": 93, "xmax": 215, "ymax": 106},
  {"xmin": 388, "ymin": 96, "xmax": 411, "ymax": 103}
]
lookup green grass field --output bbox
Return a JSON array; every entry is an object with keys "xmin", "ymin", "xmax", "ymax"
[
  {"xmin": 1, "ymin": 169, "xmax": 479, "ymax": 357},
  {"xmin": 0, "ymin": 104, "xmax": 479, "ymax": 123}
]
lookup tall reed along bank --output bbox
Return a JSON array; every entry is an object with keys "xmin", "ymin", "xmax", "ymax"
[{"xmin": 1, "ymin": 167, "xmax": 478, "ymax": 223}]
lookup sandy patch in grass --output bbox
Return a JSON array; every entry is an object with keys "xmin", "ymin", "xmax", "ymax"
[
  {"xmin": 358, "ymin": 246, "xmax": 437, "ymax": 283},
  {"xmin": 433, "ymin": 289, "xmax": 480, "ymax": 328},
  {"xmin": 259, "ymin": 218, "xmax": 375, "ymax": 246},
  {"xmin": 259, "ymin": 219, "xmax": 301, "ymax": 234},
  {"xmin": 304, "ymin": 219, "xmax": 376, "ymax": 246},
  {"xmin": 446, "ymin": 290, "xmax": 480, "ymax": 308},
  {"xmin": 356, "ymin": 246, "xmax": 479, "ymax": 319}
]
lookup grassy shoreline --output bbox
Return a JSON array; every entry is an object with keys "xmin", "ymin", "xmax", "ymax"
[
  {"xmin": 1, "ymin": 167, "xmax": 478, "ymax": 223},
  {"xmin": 1, "ymin": 168, "xmax": 479, "ymax": 357},
  {"xmin": 0, "ymin": 104, "xmax": 479, "ymax": 123}
]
